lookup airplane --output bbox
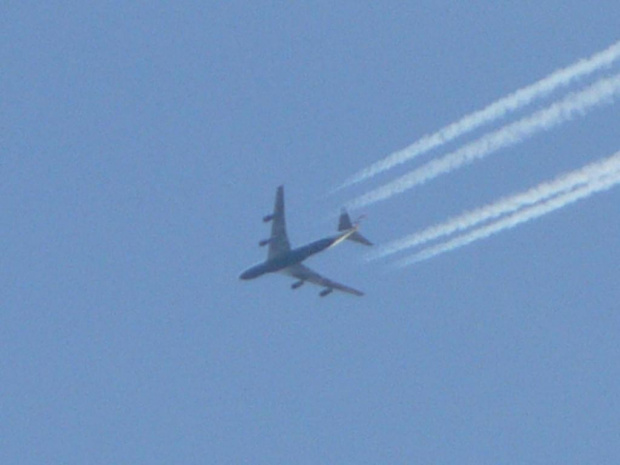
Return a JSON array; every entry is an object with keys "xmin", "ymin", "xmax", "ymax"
[{"xmin": 239, "ymin": 185, "xmax": 372, "ymax": 297}]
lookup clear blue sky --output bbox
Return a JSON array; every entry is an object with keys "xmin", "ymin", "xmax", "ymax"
[{"xmin": 3, "ymin": 2, "xmax": 620, "ymax": 463}]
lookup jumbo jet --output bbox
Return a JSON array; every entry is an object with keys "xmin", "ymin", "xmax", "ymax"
[{"xmin": 239, "ymin": 185, "xmax": 372, "ymax": 297}]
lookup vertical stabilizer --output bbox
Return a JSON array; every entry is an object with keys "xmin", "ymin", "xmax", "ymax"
[{"xmin": 338, "ymin": 209, "xmax": 373, "ymax": 246}]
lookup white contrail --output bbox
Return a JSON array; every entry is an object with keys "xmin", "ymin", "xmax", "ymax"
[
  {"xmin": 368, "ymin": 152, "xmax": 620, "ymax": 260},
  {"xmin": 396, "ymin": 163, "xmax": 620, "ymax": 267},
  {"xmin": 347, "ymin": 73, "xmax": 620, "ymax": 210},
  {"xmin": 336, "ymin": 40, "xmax": 620, "ymax": 191}
]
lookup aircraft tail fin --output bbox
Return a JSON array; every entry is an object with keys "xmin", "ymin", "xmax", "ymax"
[{"xmin": 338, "ymin": 208, "xmax": 373, "ymax": 246}]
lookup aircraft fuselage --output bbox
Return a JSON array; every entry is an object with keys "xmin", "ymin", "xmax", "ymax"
[{"xmin": 239, "ymin": 235, "xmax": 344, "ymax": 281}]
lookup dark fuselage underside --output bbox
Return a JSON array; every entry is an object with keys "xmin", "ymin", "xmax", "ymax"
[{"xmin": 239, "ymin": 237, "xmax": 336, "ymax": 280}]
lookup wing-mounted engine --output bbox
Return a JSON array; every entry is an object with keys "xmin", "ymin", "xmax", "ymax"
[
  {"xmin": 259, "ymin": 238, "xmax": 273, "ymax": 247},
  {"xmin": 291, "ymin": 280, "xmax": 304, "ymax": 290},
  {"xmin": 319, "ymin": 288, "xmax": 333, "ymax": 297},
  {"xmin": 263, "ymin": 214, "xmax": 273, "ymax": 223}
]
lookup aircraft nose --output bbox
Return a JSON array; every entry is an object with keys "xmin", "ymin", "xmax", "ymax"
[{"xmin": 239, "ymin": 263, "xmax": 263, "ymax": 280}]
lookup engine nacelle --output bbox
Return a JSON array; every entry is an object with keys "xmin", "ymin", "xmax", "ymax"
[
  {"xmin": 291, "ymin": 280, "xmax": 304, "ymax": 290},
  {"xmin": 319, "ymin": 288, "xmax": 333, "ymax": 297},
  {"xmin": 259, "ymin": 238, "xmax": 272, "ymax": 247},
  {"xmin": 263, "ymin": 214, "xmax": 274, "ymax": 223}
]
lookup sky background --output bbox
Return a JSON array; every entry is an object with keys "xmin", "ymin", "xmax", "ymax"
[{"xmin": 3, "ymin": 2, "xmax": 620, "ymax": 463}]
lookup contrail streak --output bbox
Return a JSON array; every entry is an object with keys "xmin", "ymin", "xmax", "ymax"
[
  {"xmin": 336, "ymin": 40, "xmax": 620, "ymax": 191},
  {"xmin": 347, "ymin": 73, "xmax": 620, "ymax": 210},
  {"xmin": 368, "ymin": 152, "xmax": 620, "ymax": 260},
  {"xmin": 396, "ymin": 160, "xmax": 620, "ymax": 267}
]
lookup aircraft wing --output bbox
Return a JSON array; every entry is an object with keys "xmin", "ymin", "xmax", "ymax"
[
  {"xmin": 283, "ymin": 264, "xmax": 364, "ymax": 297},
  {"xmin": 267, "ymin": 185, "xmax": 291, "ymax": 259}
]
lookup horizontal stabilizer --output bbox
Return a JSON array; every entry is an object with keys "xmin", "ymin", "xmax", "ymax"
[{"xmin": 338, "ymin": 208, "xmax": 373, "ymax": 246}]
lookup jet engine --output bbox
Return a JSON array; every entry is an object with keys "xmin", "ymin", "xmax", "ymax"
[
  {"xmin": 263, "ymin": 214, "xmax": 273, "ymax": 222},
  {"xmin": 259, "ymin": 238, "xmax": 272, "ymax": 247},
  {"xmin": 319, "ymin": 288, "xmax": 333, "ymax": 297},
  {"xmin": 291, "ymin": 280, "xmax": 304, "ymax": 290}
]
